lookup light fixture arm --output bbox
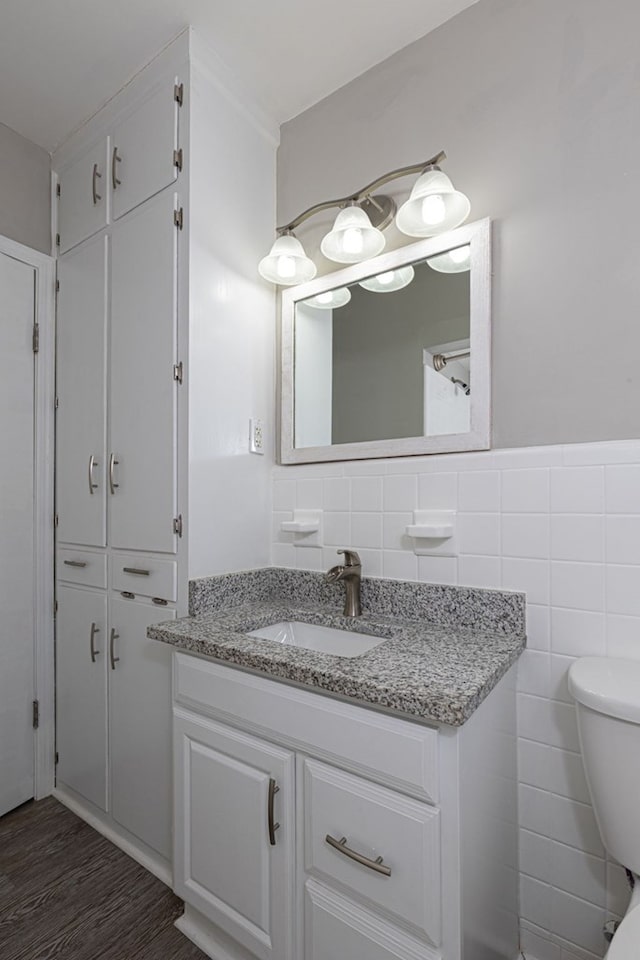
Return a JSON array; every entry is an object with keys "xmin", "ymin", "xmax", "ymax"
[{"xmin": 277, "ymin": 150, "xmax": 447, "ymax": 234}]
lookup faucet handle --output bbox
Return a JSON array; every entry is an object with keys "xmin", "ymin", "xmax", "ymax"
[{"xmin": 337, "ymin": 549, "xmax": 361, "ymax": 567}]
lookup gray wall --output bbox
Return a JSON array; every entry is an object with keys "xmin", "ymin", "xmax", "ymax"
[
  {"xmin": 278, "ymin": 0, "xmax": 640, "ymax": 449},
  {"xmin": 0, "ymin": 124, "xmax": 51, "ymax": 254},
  {"xmin": 332, "ymin": 264, "xmax": 469, "ymax": 443}
]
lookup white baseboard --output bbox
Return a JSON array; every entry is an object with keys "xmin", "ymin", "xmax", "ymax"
[{"xmin": 53, "ymin": 785, "xmax": 172, "ymax": 887}]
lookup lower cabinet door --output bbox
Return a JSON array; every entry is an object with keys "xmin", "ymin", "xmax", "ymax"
[
  {"xmin": 109, "ymin": 596, "xmax": 175, "ymax": 859},
  {"xmin": 56, "ymin": 585, "xmax": 108, "ymax": 811},
  {"xmin": 174, "ymin": 709, "xmax": 296, "ymax": 960}
]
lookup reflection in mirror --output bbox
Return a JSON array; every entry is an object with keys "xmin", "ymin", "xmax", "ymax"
[{"xmin": 294, "ymin": 248, "xmax": 471, "ymax": 448}]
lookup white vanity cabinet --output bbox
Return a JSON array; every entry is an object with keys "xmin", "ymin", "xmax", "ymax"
[{"xmin": 171, "ymin": 652, "xmax": 519, "ymax": 960}]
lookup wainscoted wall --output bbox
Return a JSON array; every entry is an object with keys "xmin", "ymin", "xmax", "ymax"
[{"xmin": 271, "ymin": 438, "xmax": 640, "ymax": 960}]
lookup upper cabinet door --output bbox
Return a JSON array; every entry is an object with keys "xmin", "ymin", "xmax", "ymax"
[
  {"xmin": 111, "ymin": 77, "xmax": 181, "ymax": 221},
  {"xmin": 57, "ymin": 138, "xmax": 109, "ymax": 254},
  {"xmin": 110, "ymin": 189, "xmax": 179, "ymax": 554},
  {"xmin": 56, "ymin": 235, "xmax": 108, "ymax": 547}
]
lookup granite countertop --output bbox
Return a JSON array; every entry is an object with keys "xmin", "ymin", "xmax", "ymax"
[{"xmin": 148, "ymin": 568, "xmax": 526, "ymax": 726}]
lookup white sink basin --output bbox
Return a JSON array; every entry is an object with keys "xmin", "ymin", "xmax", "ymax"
[{"xmin": 247, "ymin": 621, "xmax": 387, "ymax": 658}]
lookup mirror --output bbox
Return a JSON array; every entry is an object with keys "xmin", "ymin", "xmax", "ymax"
[{"xmin": 280, "ymin": 218, "xmax": 490, "ymax": 464}]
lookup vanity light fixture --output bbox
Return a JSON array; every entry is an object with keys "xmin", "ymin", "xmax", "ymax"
[
  {"xmin": 359, "ymin": 265, "xmax": 415, "ymax": 293},
  {"xmin": 258, "ymin": 230, "xmax": 317, "ymax": 285},
  {"xmin": 258, "ymin": 150, "xmax": 470, "ymax": 286},
  {"xmin": 306, "ymin": 287, "xmax": 352, "ymax": 309},
  {"xmin": 427, "ymin": 244, "xmax": 471, "ymax": 274}
]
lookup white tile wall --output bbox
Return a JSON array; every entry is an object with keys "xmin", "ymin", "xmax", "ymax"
[{"xmin": 271, "ymin": 438, "xmax": 640, "ymax": 959}]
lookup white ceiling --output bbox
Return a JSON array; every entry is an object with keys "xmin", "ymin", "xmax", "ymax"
[{"xmin": 0, "ymin": 0, "xmax": 478, "ymax": 153}]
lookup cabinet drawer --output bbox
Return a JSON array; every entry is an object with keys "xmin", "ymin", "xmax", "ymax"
[
  {"xmin": 112, "ymin": 554, "xmax": 177, "ymax": 601},
  {"xmin": 305, "ymin": 880, "xmax": 436, "ymax": 960},
  {"xmin": 174, "ymin": 655, "xmax": 439, "ymax": 804},
  {"xmin": 303, "ymin": 759, "xmax": 440, "ymax": 945},
  {"xmin": 57, "ymin": 549, "xmax": 107, "ymax": 588}
]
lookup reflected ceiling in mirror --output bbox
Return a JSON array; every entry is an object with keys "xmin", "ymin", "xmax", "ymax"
[{"xmin": 280, "ymin": 219, "xmax": 491, "ymax": 464}]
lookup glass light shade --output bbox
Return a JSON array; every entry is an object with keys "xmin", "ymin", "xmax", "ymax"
[
  {"xmin": 359, "ymin": 265, "xmax": 415, "ymax": 293},
  {"xmin": 396, "ymin": 168, "xmax": 470, "ymax": 237},
  {"xmin": 305, "ymin": 287, "xmax": 352, "ymax": 309},
  {"xmin": 320, "ymin": 206, "xmax": 386, "ymax": 264},
  {"xmin": 427, "ymin": 244, "xmax": 471, "ymax": 274},
  {"xmin": 258, "ymin": 234, "xmax": 317, "ymax": 285}
]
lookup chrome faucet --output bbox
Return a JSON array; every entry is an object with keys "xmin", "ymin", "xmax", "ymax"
[{"xmin": 326, "ymin": 549, "xmax": 362, "ymax": 618}]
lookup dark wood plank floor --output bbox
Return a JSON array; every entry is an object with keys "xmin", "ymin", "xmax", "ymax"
[{"xmin": 0, "ymin": 797, "xmax": 207, "ymax": 960}]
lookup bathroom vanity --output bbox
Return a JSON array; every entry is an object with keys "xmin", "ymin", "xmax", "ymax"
[{"xmin": 149, "ymin": 569, "xmax": 526, "ymax": 960}]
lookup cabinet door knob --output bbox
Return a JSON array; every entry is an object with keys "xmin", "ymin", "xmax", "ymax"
[{"xmin": 267, "ymin": 778, "xmax": 280, "ymax": 846}]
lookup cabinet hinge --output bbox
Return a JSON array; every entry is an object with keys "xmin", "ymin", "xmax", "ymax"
[
  {"xmin": 55, "ymin": 752, "xmax": 59, "ymax": 765},
  {"xmin": 55, "ymin": 279, "xmax": 60, "ymax": 293},
  {"xmin": 173, "ymin": 148, "xmax": 183, "ymax": 172},
  {"xmin": 174, "ymin": 82, "xmax": 184, "ymax": 106},
  {"xmin": 173, "ymin": 361, "xmax": 183, "ymax": 384},
  {"xmin": 54, "ymin": 599, "xmax": 58, "ymax": 615},
  {"xmin": 56, "ymin": 183, "xmax": 61, "ymax": 198},
  {"xmin": 173, "ymin": 514, "xmax": 183, "ymax": 538},
  {"xmin": 174, "ymin": 207, "xmax": 184, "ymax": 230},
  {"xmin": 32, "ymin": 323, "xmax": 40, "ymax": 354},
  {"xmin": 54, "ymin": 513, "xmax": 59, "ymax": 528},
  {"xmin": 55, "ymin": 233, "xmax": 60, "ymax": 248},
  {"xmin": 32, "ymin": 700, "xmax": 39, "ymax": 729},
  {"xmin": 55, "ymin": 396, "xmax": 59, "ymax": 410}
]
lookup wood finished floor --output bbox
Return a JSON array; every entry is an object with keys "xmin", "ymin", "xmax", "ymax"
[{"xmin": 0, "ymin": 797, "xmax": 207, "ymax": 959}]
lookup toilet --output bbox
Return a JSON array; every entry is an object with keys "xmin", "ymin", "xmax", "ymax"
[{"xmin": 568, "ymin": 657, "xmax": 640, "ymax": 958}]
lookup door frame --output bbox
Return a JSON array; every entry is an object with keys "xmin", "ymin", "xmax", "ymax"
[{"xmin": 0, "ymin": 233, "xmax": 56, "ymax": 800}]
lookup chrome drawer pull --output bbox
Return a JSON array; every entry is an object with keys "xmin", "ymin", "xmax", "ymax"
[
  {"xmin": 122, "ymin": 567, "xmax": 150, "ymax": 576},
  {"xmin": 89, "ymin": 622, "xmax": 100, "ymax": 663},
  {"xmin": 88, "ymin": 454, "xmax": 98, "ymax": 495},
  {"xmin": 109, "ymin": 628, "xmax": 120, "ymax": 670},
  {"xmin": 325, "ymin": 834, "xmax": 392, "ymax": 877},
  {"xmin": 109, "ymin": 453, "xmax": 119, "ymax": 494},
  {"xmin": 63, "ymin": 560, "xmax": 87, "ymax": 568},
  {"xmin": 268, "ymin": 778, "xmax": 280, "ymax": 846},
  {"xmin": 92, "ymin": 163, "xmax": 102, "ymax": 205},
  {"xmin": 112, "ymin": 146, "xmax": 121, "ymax": 189}
]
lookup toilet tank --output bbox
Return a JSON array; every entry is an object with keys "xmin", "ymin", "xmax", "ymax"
[{"xmin": 568, "ymin": 658, "xmax": 640, "ymax": 874}]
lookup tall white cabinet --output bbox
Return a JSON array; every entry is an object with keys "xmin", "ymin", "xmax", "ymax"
[{"xmin": 52, "ymin": 31, "xmax": 277, "ymax": 881}]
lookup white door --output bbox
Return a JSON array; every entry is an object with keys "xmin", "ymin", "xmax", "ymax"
[
  {"xmin": 110, "ymin": 597, "xmax": 175, "ymax": 858},
  {"xmin": 0, "ymin": 252, "xmax": 36, "ymax": 816},
  {"xmin": 174, "ymin": 712, "xmax": 296, "ymax": 960},
  {"xmin": 56, "ymin": 585, "xmax": 108, "ymax": 811},
  {"xmin": 110, "ymin": 190, "xmax": 178, "ymax": 553},
  {"xmin": 111, "ymin": 78, "xmax": 179, "ymax": 221},
  {"xmin": 57, "ymin": 137, "xmax": 109, "ymax": 254},
  {"xmin": 56, "ymin": 235, "xmax": 108, "ymax": 547}
]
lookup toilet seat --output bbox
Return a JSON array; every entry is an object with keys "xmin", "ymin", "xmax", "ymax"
[{"xmin": 607, "ymin": 904, "xmax": 640, "ymax": 959}]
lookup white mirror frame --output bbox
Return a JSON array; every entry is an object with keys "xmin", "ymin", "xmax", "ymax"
[{"xmin": 280, "ymin": 217, "xmax": 491, "ymax": 464}]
